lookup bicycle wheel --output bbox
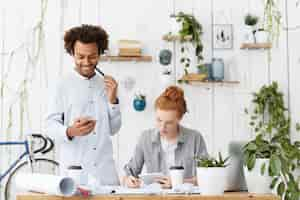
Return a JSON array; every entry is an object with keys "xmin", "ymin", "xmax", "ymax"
[{"xmin": 4, "ymin": 158, "xmax": 59, "ymax": 200}]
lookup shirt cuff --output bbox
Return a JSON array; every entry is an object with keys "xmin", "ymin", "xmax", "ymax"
[
  {"xmin": 108, "ymin": 101, "xmax": 120, "ymax": 116},
  {"xmin": 60, "ymin": 125, "xmax": 72, "ymax": 143}
]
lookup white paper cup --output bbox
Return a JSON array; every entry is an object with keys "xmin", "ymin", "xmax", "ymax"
[{"xmin": 169, "ymin": 166, "xmax": 184, "ymax": 188}]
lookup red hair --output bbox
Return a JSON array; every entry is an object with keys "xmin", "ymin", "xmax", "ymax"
[{"xmin": 155, "ymin": 86, "xmax": 187, "ymax": 118}]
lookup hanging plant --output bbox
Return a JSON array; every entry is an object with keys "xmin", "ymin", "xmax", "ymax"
[
  {"xmin": 133, "ymin": 93, "xmax": 146, "ymax": 112},
  {"xmin": 169, "ymin": 12, "xmax": 203, "ymax": 83},
  {"xmin": 262, "ymin": 0, "xmax": 282, "ymax": 44}
]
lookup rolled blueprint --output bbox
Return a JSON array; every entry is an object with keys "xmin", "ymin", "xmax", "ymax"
[{"xmin": 15, "ymin": 173, "xmax": 77, "ymax": 196}]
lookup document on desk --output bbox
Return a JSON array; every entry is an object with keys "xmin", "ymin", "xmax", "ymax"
[
  {"xmin": 115, "ymin": 187, "xmax": 161, "ymax": 195},
  {"xmin": 92, "ymin": 184, "xmax": 201, "ymax": 195},
  {"xmin": 92, "ymin": 186, "xmax": 161, "ymax": 195}
]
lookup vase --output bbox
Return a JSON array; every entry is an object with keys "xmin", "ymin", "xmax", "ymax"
[
  {"xmin": 255, "ymin": 30, "xmax": 269, "ymax": 43},
  {"xmin": 212, "ymin": 58, "xmax": 224, "ymax": 81}
]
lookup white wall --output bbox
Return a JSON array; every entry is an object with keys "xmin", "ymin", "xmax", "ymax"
[{"xmin": 0, "ymin": 0, "xmax": 300, "ymax": 193}]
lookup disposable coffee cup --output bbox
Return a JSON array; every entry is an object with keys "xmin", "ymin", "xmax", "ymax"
[
  {"xmin": 67, "ymin": 166, "xmax": 86, "ymax": 186},
  {"xmin": 169, "ymin": 166, "xmax": 184, "ymax": 188}
]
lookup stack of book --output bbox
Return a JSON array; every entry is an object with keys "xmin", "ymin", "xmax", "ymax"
[{"xmin": 118, "ymin": 40, "xmax": 142, "ymax": 57}]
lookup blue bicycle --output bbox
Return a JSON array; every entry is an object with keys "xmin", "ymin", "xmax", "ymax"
[{"xmin": 0, "ymin": 134, "xmax": 59, "ymax": 200}]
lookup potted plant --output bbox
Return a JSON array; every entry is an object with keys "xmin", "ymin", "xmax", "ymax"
[
  {"xmin": 245, "ymin": 13, "xmax": 259, "ymax": 27},
  {"xmin": 196, "ymin": 64, "xmax": 207, "ymax": 75},
  {"xmin": 195, "ymin": 152, "xmax": 229, "ymax": 195},
  {"xmin": 255, "ymin": 0, "xmax": 281, "ymax": 44},
  {"xmin": 133, "ymin": 93, "xmax": 146, "ymax": 112},
  {"xmin": 243, "ymin": 82, "xmax": 300, "ymax": 199},
  {"xmin": 170, "ymin": 12, "xmax": 204, "ymax": 81},
  {"xmin": 244, "ymin": 13, "xmax": 259, "ymax": 43}
]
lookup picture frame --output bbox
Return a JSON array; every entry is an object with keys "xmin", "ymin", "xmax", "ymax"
[{"xmin": 213, "ymin": 24, "xmax": 234, "ymax": 49}]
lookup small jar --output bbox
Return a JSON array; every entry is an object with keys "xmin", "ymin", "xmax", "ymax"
[{"xmin": 212, "ymin": 58, "xmax": 224, "ymax": 81}]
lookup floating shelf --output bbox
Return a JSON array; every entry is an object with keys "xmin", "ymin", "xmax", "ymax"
[
  {"xmin": 162, "ymin": 34, "xmax": 193, "ymax": 42},
  {"xmin": 180, "ymin": 80, "xmax": 240, "ymax": 85},
  {"xmin": 240, "ymin": 43, "xmax": 272, "ymax": 49},
  {"xmin": 179, "ymin": 74, "xmax": 239, "ymax": 85},
  {"xmin": 100, "ymin": 55, "xmax": 152, "ymax": 62}
]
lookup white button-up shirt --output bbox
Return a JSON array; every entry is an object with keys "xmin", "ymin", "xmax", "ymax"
[
  {"xmin": 45, "ymin": 70, "xmax": 121, "ymax": 185},
  {"xmin": 161, "ymin": 137, "xmax": 177, "ymax": 175}
]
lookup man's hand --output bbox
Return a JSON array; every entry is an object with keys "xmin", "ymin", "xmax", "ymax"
[
  {"xmin": 67, "ymin": 117, "xmax": 96, "ymax": 137},
  {"xmin": 104, "ymin": 75, "xmax": 118, "ymax": 104},
  {"xmin": 154, "ymin": 176, "xmax": 172, "ymax": 189}
]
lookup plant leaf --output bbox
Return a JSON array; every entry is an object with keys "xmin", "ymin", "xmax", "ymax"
[
  {"xmin": 261, "ymin": 162, "xmax": 266, "ymax": 175},
  {"xmin": 247, "ymin": 154, "xmax": 256, "ymax": 170},
  {"xmin": 277, "ymin": 182, "xmax": 285, "ymax": 197},
  {"xmin": 270, "ymin": 155, "xmax": 281, "ymax": 176},
  {"xmin": 270, "ymin": 177, "xmax": 279, "ymax": 189}
]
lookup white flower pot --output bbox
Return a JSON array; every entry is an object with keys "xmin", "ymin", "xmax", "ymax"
[
  {"xmin": 243, "ymin": 158, "xmax": 273, "ymax": 194},
  {"xmin": 197, "ymin": 167, "xmax": 227, "ymax": 195},
  {"xmin": 243, "ymin": 25, "xmax": 255, "ymax": 43},
  {"xmin": 171, "ymin": 18, "xmax": 181, "ymax": 34},
  {"xmin": 255, "ymin": 31, "xmax": 269, "ymax": 43}
]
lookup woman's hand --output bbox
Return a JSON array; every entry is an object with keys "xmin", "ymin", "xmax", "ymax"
[
  {"xmin": 123, "ymin": 176, "xmax": 141, "ymax": 188},
  {"xmin": 184, "ymin": 176, "xmax": 197, "ymax": 185},
  {"xmin": 154, "ymin": 176, "xmax": 172, "ymax": 189}
]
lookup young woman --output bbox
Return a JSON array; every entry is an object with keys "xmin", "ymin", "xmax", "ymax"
[{"xmin": 123, "ymin": 86, "xmax": 208, "ymax": 188}]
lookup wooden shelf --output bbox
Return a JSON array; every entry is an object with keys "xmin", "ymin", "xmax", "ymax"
[
  {"xmin": 99, "ymin": 55, "xmax": 152, "ymax": 62},
  {"xmin": 179, "ymin": 74, "xmax": 239, "ymax": 85},
  {"xmin": 181, "ymin": 80, "xmax": 240, "ymax": 85},
  {"xmin": 240, "ymin": 43, "xmax": 272, "ymax": 49},
  {"xmin": 162, "ymin": 34, "xmax": 192, "ymax": 42}
]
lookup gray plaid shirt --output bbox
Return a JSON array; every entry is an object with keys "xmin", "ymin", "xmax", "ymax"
[{"xmin": 124, "ymin": 125, "xmax": 208, "ymax": 178}]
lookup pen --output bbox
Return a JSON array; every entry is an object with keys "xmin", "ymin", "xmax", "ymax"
[
  {"xmin": 126, "ymin": 164, "xmax": 138, "ymax": 178},
  {"xmin": 95, "ymin": 66, "xmax": 105, "ymax": 76}
]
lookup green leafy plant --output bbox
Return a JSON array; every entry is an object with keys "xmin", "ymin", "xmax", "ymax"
[
  {"xmin": 196, "ymin": 64, "xmax": 208, "ymax": 74},
  {"xmin": 244, "ymin": 13, "xmax": 259, "ymax": 26},
  {"xmin": 262, "ymin": 0, "xmax": 282, "ymax": 43},
  {"xmin": 243, "ymin": 82, "xmax": 300, "ymax": 200},
  {"xmin": 170, "ymin": 12, "xmax": 203, "ymax": 79},
  {"xmin": 196, "ymin": 152, "xmax": 229, "ymax": 168}
]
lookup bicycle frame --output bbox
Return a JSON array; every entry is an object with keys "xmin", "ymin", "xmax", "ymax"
[{"xmin": 0, "ymin": 140, "xmax": 30, "ymax": 182}]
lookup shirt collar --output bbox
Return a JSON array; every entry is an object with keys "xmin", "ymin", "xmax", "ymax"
[
  {"xmin": 72, "ymin": 68, "xmax": 97, "ymax": 81},
  {"xmin": 152, "ymin": 125, "xmax": 185, "ymax": 144}
]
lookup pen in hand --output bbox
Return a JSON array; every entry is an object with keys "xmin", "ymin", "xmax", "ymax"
[
  {"xmin": 125, "ymin": 165, "xmax": 141, "ymax": 187},
  {"xmin": 95, "ymin": 66, "xmax": 105, "ymax": 76},
  {"xmin": 126, "ymin": 164, "xmax": 138, "ymax": 178}
]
